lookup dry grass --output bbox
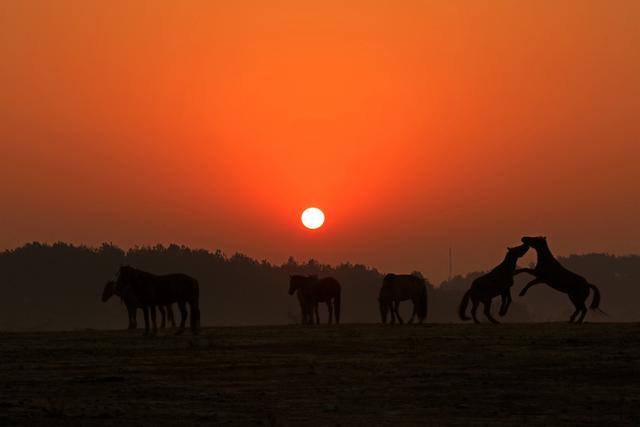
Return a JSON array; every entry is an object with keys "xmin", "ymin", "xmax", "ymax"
[{"xmin": 1, "ymin": 323, "xmax": 639, "ymax": 426}]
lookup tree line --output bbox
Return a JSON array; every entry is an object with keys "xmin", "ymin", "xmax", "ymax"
[{"xmin": 0, "ymin": 242, "xmax": 637, "ymax": 330}]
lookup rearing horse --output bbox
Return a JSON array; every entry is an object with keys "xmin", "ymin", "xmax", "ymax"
[
  {"xmin": 459, "ymin": 243, "xmax": 529, "ymax": 323},
  {"xmin": 516, "ymin": 236, "xmax": 602, "ymax": 323}
]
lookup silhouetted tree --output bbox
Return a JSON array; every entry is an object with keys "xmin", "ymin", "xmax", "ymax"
[{"xmin": 0, "ymin": 243, "xmax": 636, "ymax": 330}]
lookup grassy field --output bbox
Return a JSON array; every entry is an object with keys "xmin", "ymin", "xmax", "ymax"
[{"xmin": 1, "ymin": 323, "xmax": 639, "ymax": 426}]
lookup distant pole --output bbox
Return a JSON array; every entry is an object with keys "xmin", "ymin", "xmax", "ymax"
[{"xmin": 448, "ymin": 247, "xmax": 453, "ymax": 281}]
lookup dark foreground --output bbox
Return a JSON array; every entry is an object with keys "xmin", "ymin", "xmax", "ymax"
[{"xmin": 1, "ymin": 324, "xmax": 639, "ymax": 426}]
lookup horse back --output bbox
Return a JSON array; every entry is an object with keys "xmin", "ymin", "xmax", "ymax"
[
  {"xmin": 536, "ymin": 265, "xmax": 589, "ymax": 293},
  {"xmin": 381, "ymin": 274, "xmax": 424, "ymax": 301},
  {"xmin": 154, "ymin": 273, "xmax": 199, "ymax": 304},
  {"xmin": 304, "ymin": 277, "xmax": 340, "ymax": 302}
]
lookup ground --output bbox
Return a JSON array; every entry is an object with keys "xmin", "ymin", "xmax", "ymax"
[{"xmin": 1, "ymin": 324, "xmax": 639, "ymax": 426}]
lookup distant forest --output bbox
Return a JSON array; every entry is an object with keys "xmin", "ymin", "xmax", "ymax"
[{"xmin": 1, "ymin": 242, "xmax": 637, "ymax": 331}]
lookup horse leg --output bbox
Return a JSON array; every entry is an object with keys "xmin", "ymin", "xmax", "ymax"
[
  {"xmin": 577, "ymin": 305, "xmax": 588, "ymax": 323},
  {"xmin": 499, "ymin": 291, "xmax": 512, "ymax": 317},
  {"xmin": 569, "ymin": 293, "xmax": 588, "ymax": 324},
  {"xmin": 576, "ymin": 291, "xmax": 589, "ymax": 324},
  {"xmin": 394, "ymin": 301, "xmax": 404, "ymax": 324},
  {"xmin": 471, "ymin": 299, "xmax": 480, "ymax": 324},
  {"xmin": 327, "ymin": 301, "xmax": 333, "ymax": 325},
  {"xmin": 176, "ymin": 301, "xmax": 187, "ymax": 335},
  {"xmin": 127, "ymin": 306, "xmax": 136, "ymax": 329},
  {"xmin": 159, "ymin": 305, "xmax": 166, "ymax": 328},
  {"xmin": 142, "ymin": 306, "xmax": 150, "ymax": 336},
  {"xmin": 149, "ymin": 305, "xmax": 157, "ymax": 336},
  {"xmin": 483, "ymin": 299, "xmax": 500, "ymax": 324},
  {"xmin": 314, "ymin": 303, "xmax": 320, "ymax": 325},
  {"xmin": 306, "ymin": 303, "xmax": 313, "ymax": 325},
  {"xmin": 168, "ymin": 305, "xmax": 176, "ymax": 327},
  {"xmin": 520, "ymin": 278, "xmax": 544, "ymax": 297},
  {"xmin": 569, "ymin": 305, "xmax": 580, "ymax": 323},
  {"xmin": 408, "ymin": 300, "xmax": 417, "ymax": 324},
  {"xmin": 189, "ymin": 301, "xmax": 201, "ymax": 334},
  {"xmin": 389, "ymin": 302, "xmax": 396, "ymax": 324},
  {"xmin": 514, "ymin": 268, "xmax": 536, "ymax": 275}
]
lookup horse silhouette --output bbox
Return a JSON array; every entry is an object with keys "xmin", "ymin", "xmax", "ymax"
[
  {"xmin": 288, "ymin": 275, "xmax": 341, "ymax": 325},
  {"xmin": 102, "ymin": 281, "xmax": 175, "ymax": 330},
  {"xmin": 379, "ymin": 274, "xmax": 428, "ymax": 324},
  {"xmin": 516, "ymin": 236, "xmax": 602, "ymax": 323},
  {"xmin": 459, "ymin": 243, "xmax": 529, "ymax": 323},
  {"xmin": 115, "ymin": 266, "xmax": 200, "ymax": 335}
]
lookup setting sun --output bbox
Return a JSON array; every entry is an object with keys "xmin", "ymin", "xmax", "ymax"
[{"xmin": 301, "ymin": 207, "xmax": 325, "ymax": 230}]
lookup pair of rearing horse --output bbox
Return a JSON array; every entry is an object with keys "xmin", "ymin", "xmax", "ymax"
[{"xmin": 459, "ymin": 236, "xmax": 602, "ymax": 324}]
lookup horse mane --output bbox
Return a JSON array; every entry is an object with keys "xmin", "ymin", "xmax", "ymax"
[{"xmin": 118, "ymin": 265, "xmax": 157, "ymax": 280}]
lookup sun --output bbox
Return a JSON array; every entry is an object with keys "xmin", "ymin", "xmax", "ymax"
[{"xmin": 301, "ymin": 207, "xmax": 325, "ymax": 230}]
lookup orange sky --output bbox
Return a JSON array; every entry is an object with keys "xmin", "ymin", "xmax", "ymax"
[{"xmin": 1, "ymin": 1, "xmax": 639, "ymax": 282}]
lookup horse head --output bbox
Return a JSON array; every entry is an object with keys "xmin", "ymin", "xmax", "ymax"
[
  {"xmin": 521, "ymin": 236, "xmax": 547, "ymax": 251},
  {"xmin": 101, "ymin": 281, "xmax": 117, "ymax": 302},
  {"xmin": 288, "ymin": 275, "xmax": 303, "ymax": 295},
  {"xmin": 288, "ymin": 274, "xmax": 320, "ymax": 295},
  {"xmin": 507, "ymin": 243, "xmax": 530, "ymax": 259}
]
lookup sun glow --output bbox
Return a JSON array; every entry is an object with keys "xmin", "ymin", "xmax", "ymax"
[{"xmin": 301, "ymin": 207, "xmax": 325, "ymax": 230}]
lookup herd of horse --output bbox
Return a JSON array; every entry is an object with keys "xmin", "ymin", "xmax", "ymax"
[
  {"xmin": 102, "ymin": 236, "xmax": 603, "ymax": 335},
  {"xmin": 102, "ymin": 265, "xmax": 200, "ymax": 336}
]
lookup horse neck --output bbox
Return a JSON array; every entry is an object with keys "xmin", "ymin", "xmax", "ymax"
[
  {"xmin": 534, "ymin": 242, "xmax": 559, "ymax": 267},
  {"xmin": 500, "ymin": 252, "xmax": 519, "ymax": 271},
  {"xmin": 117, "ymin": 285, "xmax": 138, "ymax": 304}
]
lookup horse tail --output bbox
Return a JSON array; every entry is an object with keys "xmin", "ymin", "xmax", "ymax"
[
  {"xmin": 588, "ymin": 283, "xmax": 603, "ymax": 312},
  {"xmin": 334, "ymin": 287, "xmax": 341, "ymax": 324},
  {"xmin": 417, "ymin": 282, "xmax": 428, "ymax": 321},
  {"xmin": 458, "ymin": 289, "xmax": 472, "ymax": 321},
  {"xmin": 190, "ymin": 279, "xmax": 201, "ymax": 333}
]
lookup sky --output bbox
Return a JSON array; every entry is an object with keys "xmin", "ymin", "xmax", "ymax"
[{"xmin": 1, "ymin": 1, "xmax": 639, "ymax": 282}]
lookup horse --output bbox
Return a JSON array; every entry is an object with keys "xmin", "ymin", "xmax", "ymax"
[
  {"xmin": 288, "ymin": 275, "xmax": 341, "ymax": 325},
  {"xmin": 458, "ymin": 243, "xmax": 529, "ymax": 323},
  {"xmin": 102, "ymin": 281, "xmax": 175, "ymax": 330},
  {"xmin": 516, "ymin": 236, "xmax": 602, "ymax": 323},
  {"xmin": 115, "ymin": 266, "xmax": 200, "ymax": 335},
  {"xmin": 379, "ymin": 274, "xmax": 428, "ymax": 324}
]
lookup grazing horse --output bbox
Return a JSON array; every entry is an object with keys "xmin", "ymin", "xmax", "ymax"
[
  {"xmin": 458, "ymin": 244, "xmax": 529, "ymax": 323},
  {"xmin": 379, "ymin": 274, "xmax": 428, "ymax": 324},
  {"xmin": 102, "ymin": 281, "xmax": 175, "ymax": 330},
  {"xmin": 115, "ymin": 266, "xmax": 201, "ymax": 335},
  {"xmin": 516, "ymin": 236, "xmax": 602, "ymax": 323},
  {"xmin": 288, "ymin": 275, "xmax": 341, "ymax": 325}
]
